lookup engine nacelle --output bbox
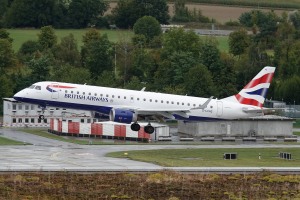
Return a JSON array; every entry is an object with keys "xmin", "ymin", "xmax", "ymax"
[{"xmin": 109, "ymin": 109, "xmax": 137, "ymax": 124}]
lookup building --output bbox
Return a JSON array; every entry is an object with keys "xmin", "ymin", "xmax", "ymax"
[
  {"xmin": 3, "ymin": 98, "xmax": 93, "ymax": 127},
  {"xmin": 178, "ymin": 115, "xmax": 294, "ymax": 140}
]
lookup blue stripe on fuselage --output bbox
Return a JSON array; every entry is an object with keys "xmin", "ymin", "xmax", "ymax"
[{"xmin": 13, "ymin": 97, "xmax": 223, "ymax": 121}]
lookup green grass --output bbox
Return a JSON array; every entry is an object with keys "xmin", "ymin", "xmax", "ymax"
[
  {"xmin": 8, "ymin": 29, "xmax": 229, "ymax": 52},
  {"xmin": 18, "ymin": 128, "xmax": 132, "ymax": 145},
  {"xmin": 0, "ymin": 135, "xmax": 28, "ymax": 145},
  {"xmin": 294, "ymin": 118, "xmax": 300, "ymax": 128},
  {"xmin": 8, "ymin": 29, "xmax": 133, "ymax": 52},
  {"xmin": 107, "ymin": 148, "xmax": 300, "ymax": 167}
]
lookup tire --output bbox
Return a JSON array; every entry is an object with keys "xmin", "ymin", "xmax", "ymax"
[
  {"xmin": 144, "ymin": 125, "xmax": 154, "ymax": 134},
  {"xmin": 131, "ymin": 123, "xmax": 140, "ymax": 131}
]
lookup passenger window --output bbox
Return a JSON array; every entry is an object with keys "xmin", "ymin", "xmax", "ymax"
[
  {"xmin": 94, "ymin": 93, "xmax": 97, "ymax": 96},
  {"xmin": 155, "ymin": 100, "xmax": 158, "ymax": 103},
  {"xmin": 88, "ymin": 92, "xmax": 91, "ymax": 95},
  {"xmin": 124, "ymin": 96, "xmax": 126, "ymax": 99},
  {"xmin": 193, "ymin": 104, "xmax": 196, "ymax": 107},
  {"xmin": 150, "ymin": 99, "xmax": 152, "ymax": 102},
  {"xmin": 118, "ymin": 96, "xmax": 120, "ymax": 98},
  {"xmin": 106, "ymin": 94, "xmax": 109, "ymax": 97},
  {"xmin": 182, "ymin": 103, "xmax": 184, "ymax": 105},
  {"xmin": 143, "ymin": 98, "xmax": 146, "ymax": 101},
  {"xmin": 177, "ymin": 102, "xmax": 179, "ymax": 105},
  {"xmin": 65, "ymin": 90, "xmax": 67, "ymax": 93},
  {"xmin": 171, "ymin": 101, "xmax": 174, "ymax": 104},
  {"xmin": 100, "ymin": 94, "xmax": 103, "ymax": 96},
  {"xmin": 161, "ymin": 100, "xmax": 164, "ymax": 103},
  {"xmin": 83, "ymin": 92, "xmax": 85, "ymax": 95},
  {"xmin": 188, "ymin": 103, "xmax": 190, "ymax": 106},
  {"xmin": 35, "ymin": 86, "xmax": 41, "ymax": 90},
  {"xmin": 137, "ymin": 98, "xmax": 140, "ymax": 101},
  {"xmin": 71, "ymin": 91, "xmax": 73, "ymax": 94},
  {"xmin": 77, "ymin": 91, "xmax": 79, "ymax": 94},
  {"xmin": 29, "ymin": 85, "xmax": 36, "ymax": 89},
  {"xmin": 166, "ymin": 101, "xmax": 169, "ymax": 104},
  {"xmin": 112, "ymin": 95, "xmax": 115, "ymax": 98}
]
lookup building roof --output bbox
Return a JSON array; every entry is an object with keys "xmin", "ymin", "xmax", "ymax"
[{"xmin": 2, "ymin": 98, "xmax": 18, "ymax": 102}]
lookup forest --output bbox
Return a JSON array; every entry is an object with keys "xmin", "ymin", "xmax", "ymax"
[{"xmin": 0, "ymin": 0, "xmax": 300, "ymax": 115}]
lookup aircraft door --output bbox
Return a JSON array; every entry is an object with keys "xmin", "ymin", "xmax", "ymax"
[
  {"xmin": 217, "ymin": 101, "xmax": 223, "ymax": 117},
  {"xmin": 51, "ymin": 84, "xmax": 59, "ymax": 99}
]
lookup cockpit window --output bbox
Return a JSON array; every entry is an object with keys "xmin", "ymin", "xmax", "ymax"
[
  {"xmin": 29, "ymin": 85, "xmax": 36, "ymax": 89},
  {"xmin": 35, "ymin": 86, "xmax": 41, "ymax": 90}
]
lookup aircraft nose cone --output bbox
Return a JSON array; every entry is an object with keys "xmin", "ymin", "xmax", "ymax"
[{"xmin": 13, "ymin": 90, "xmax": 25, "ymax": 101}]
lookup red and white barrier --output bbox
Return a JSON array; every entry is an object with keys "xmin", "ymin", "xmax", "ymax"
[{"xmin": 48, "ymin": 119, "xmax": 170, "ymax": 141}]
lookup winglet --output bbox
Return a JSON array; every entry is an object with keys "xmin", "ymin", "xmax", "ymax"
[{"xmin": 192, "ymin": 96, "xmax": 213, "ymax": 110}]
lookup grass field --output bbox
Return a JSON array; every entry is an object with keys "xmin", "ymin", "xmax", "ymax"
[
  {"xmin": 294, "ymin": 118, "xmax": 300, "ymax": 128},
  {"xmin": 8, "ymin": 29, "xmax": 133, "ymax": 52},
  {"xmin": 0, "ymin": 135, "xmax": 27, "ymax": 145},
  {"xmin": 18, "ymin": 128, "xmax": 135, "ymax": 145},
  {"xmin": 107, "ymin": 147, "xmax": 300, "ymax": 167},
  {"xmin": 8, "ymin": 29, "xmax": 229, "ymax": 52}
]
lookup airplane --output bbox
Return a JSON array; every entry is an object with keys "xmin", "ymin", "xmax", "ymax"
[{"xmin": 13, "ymin": 66, "xmax": 275, "ymax": 134}]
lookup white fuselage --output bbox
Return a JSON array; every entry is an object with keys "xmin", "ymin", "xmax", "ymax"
[{"xmin": 13, "ymin": 81, "xmax": 263, "ymax": 121}]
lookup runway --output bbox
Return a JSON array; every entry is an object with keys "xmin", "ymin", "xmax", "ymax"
[{"xmin": 1, "ymin": 128, "xmax": 300, "ymax": 173}]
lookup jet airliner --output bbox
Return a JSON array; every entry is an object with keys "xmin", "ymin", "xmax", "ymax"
[{"xmin": 14, "ymin": 66, "xmax": 275, "ymax": 134}]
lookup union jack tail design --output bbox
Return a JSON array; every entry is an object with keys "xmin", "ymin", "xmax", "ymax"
[{"xmin": 222, "ymin": 66, "xmax": 275, "ymax": 108}]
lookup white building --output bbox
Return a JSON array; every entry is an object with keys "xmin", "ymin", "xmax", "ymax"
[{"xmin": 2, "ymin": 98, "xmax": 93, "ymax": 127}]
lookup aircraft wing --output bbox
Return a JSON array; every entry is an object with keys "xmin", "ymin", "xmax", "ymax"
[{"xmin": 112, "ymin": 96, "xmax": 213, "ymax": 119}]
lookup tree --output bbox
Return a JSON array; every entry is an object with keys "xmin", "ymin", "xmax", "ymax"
[
  {"xmin": 289, "ymin": 10, "xmax": 300, "ymax": 30},
  {"xmin": 27, "ymin": 56, "xmax": 51, "ymax": 83},
  {"xmin": 0, "ymin": 38, "xmax": 16, "ymax": 72},
  {"xmin": 18, "ymin": 40, "xmax": 42, "ymax": 62},
  {"xmin": 229, "ymin": 29, "xmax": 250, "ymax": 57},
  {"xmin": 133, "ymin": 16, "xmax": 161, "ymax": 43},
  {"xmin": 38, "ymin": 26, "xmax": 57, "ymax": 49},
  {"xmin": 81, "ymin": 32, "xmax": 113, "ymax": 81},
  {"xmin": 184, "ymin": 64, "xmax": 216, "ymax": 97},
  {"xmin": 112, "ymin": 0, "xmax": 169, "ymax": 29},
  {"xmin": 5, "ymin": 0, "xmax": 65, "ymax": 28},
  {"xmin": 275, "ymin": 75, "xmax": 300, "ymax": 104},
  {"xmin": 52, "ymin": 34, "xmax": 80, "ymax": 66},
  {"xmin": 50, "ymin": 64, "xmax": 91, "ymax": 84},
  {"xmin": 199, "ymin": 39, "xmax": 221, "ymax": 74},
  {"xmin": 0, "ymin": 28, "xmax": 13, "ymax": 42},
  {"xmin": 0, "ymin": 74, "xmax": 14, "ymax": 114},
  {"xmin": 67, "ymin": 0, "xmax": 108, "ymax": 28},
  {"xmin": 162, "ymin": 28, "xmax": 202, "ymax": 59}
]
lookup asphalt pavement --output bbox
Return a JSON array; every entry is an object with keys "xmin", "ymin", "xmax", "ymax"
[{"xmin": 1, "ymin": 128, "xmax": 300, "ymax": 173}]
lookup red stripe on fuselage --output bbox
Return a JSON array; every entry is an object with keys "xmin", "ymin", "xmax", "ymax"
[
  {"xmin": 235, "ymin": 94, "xmax": 263, "ymax": 107},
  {"xmin": 244, "ymin": 73, "xmax": 274, "ymax": 89}
]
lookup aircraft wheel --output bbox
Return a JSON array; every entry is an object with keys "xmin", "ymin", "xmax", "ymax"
[
  {"xmin": 144, "ymin": 125, "xmax": 154, "ymax": 134},
  {"xmin": 131, "ymin": 123, "xmax": 140, "ymax": 131}
]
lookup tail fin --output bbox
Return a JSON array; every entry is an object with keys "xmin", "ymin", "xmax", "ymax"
[{"xmin": 222, "ymin": 66, "xmax": 275, "ymax": 107}]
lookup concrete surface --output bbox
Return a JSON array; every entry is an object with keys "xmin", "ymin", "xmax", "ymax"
[{"xmin": 1, "ymin": 128, "xmax": 300, "ymax": 173}]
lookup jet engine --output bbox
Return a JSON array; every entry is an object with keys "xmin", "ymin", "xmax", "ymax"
[{"xmin": 109, "ymin": 109, "xmax": 137, "ymax": 124}]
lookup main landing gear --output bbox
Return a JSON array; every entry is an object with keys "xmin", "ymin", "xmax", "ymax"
[{"xmin": 131, "ymin": 122, "xmax": 155, "ymax": 134}]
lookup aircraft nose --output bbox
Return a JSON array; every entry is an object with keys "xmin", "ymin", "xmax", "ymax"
[{"xmin": 13, "ymin": 90, "xmax": 26, "ymax": 101}]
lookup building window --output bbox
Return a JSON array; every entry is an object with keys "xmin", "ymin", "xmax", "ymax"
[
  {"xmin": 31, "ymin": 105, "xmax": 35, "ymax": 110},
  {"xmin": 31, "ymin": 118, "xmax": 35, "ymax": 123},
  {"xmin": 7, "ymin": 103, "xmax": 10, "ymax": 110},
  {"xmin": 44, "ymin": 119, "xmax": 47, "ymax": 123},
  {"xmin": 87, "ymin": 119, "xmax": 91, "ymax": 123},
  {"xmin": 13, "ymin": 104, "xmax": 17, "ymax": 110},
  {"xmin": 18, "ymin": 104, "xmax": 22, "ymax": 110},
  {"xmin": 81, "ymin": 119, "xmax": 84, "ymax": 123},
  {"xmin": 25, "ymin": 118, "xmax": 29, "ymax": 123},
  {"xmin": 13, "ymin": 118, "xmax": 16, "ymax": 123},
  {"xmin": 18, "ymin": 118, "xmax": 22, "ymax": 123},
  {"xmin": 56, "ymin": 108, "xmax": 60, "ymax": 110},
  {"xmin": 25, "ymin": 105, "xmax": 29, "ymax": 110}
]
